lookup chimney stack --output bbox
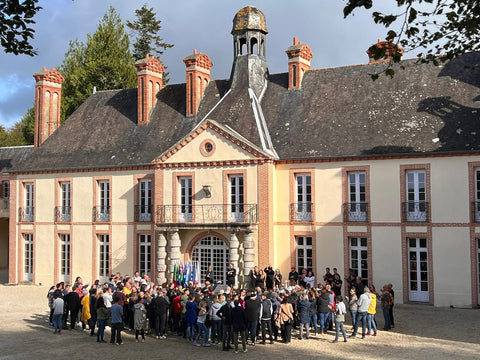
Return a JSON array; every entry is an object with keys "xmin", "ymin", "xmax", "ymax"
[
  {"xmin": 183, "ymin": 50, "xmax": 213, "ymax": 117},
  {"xmin": 135, "ymin": 55, "xmax": 164, "ymax": 125},
  {"xmin": 285, "ymin": 37, "xmax": 313, "ymax": 90},
  {"xmin": 33, "ymin": 67, "xmax": 65, "ymax": 149},
  {"xmin": 367, "ymin": 39, "xmax": 404, "ymax": 63}
]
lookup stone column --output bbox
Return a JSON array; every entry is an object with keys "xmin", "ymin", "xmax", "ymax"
[
  {"xmin": 229, "ymin": 229, "xmax": 240, "ymax": 288},
  {"xmin": 242, "ymin": 229, "xmax": 255, "ymax": 288},
  {"xmin": 168, "ymin": 229, "xmax": 181, "ymax": 281},
  {"xmin": 156, "ymin": 231, "xmax": 167, "ymax": 285}
]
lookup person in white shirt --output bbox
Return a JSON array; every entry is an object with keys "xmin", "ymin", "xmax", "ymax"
[{"xmin": 331, "ymin": 295, "xmax": 347, "ymax": 343}]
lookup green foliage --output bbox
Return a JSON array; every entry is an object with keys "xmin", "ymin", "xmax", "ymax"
[
  {"xmin": 127, "ymin": 4, "xmax": 173, "ymax": 82},
  {"xmin": 343, "ymin": 0, "xmax": 480, "ymax": 78},
  {"xmin": 0, "ymin": 0, "xmax": 41, "ymax": 56},
  {"xmin": 0, "ymin": 107, "xmax": 32, "ymax": 146},
  {"xmin": 59, "ymin": 6, "xmax": 137, "ymax": 120}
]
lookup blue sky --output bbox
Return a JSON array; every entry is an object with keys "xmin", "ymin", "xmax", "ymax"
[{"xmin": 0, "ymin": 0, "xmax": 401, "ymax": 129}]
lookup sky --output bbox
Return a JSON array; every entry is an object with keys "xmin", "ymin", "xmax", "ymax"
[{"xmin": 0, "ymin": 0, "xmax": 402, "ymax": 129}]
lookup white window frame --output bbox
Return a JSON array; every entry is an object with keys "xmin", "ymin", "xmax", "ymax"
[
  {"xmin": 229, "ymin": 174, "xmax": 244, "ymax": 222},
  {"xmin": 138, "ymin": 234, "xmax": 151, "ymax": 278},
  {"xmin": 60, "ymin": 181, "xmax": 71, "ymax": 222},
  {"xmin": 406, "ymin": 170, "xmax": 427, "ymax": 222},
  {"xmin": 408, "ymin": 237, "xmax": 429, "ymax": 302},
  {"xmin": 59, "ymin": 234, "xmax": 71, "ymax": 283},
  {"xmin": 24, "ymin": 182, "xmax": 34, "ymax": 222},
  {"xmin": 24, "ymin": 233, "xmax": 33, "ymax": 281},
  {"xmin": 295, "ymin": 174, "xmax": 312, "ymax": 221},
  {"xmin": 139, "ymin": 179, "xmax": 152, "ymax": 222},
  {"xmin": 349, "ymin": 237, "xmax": 368, "ymax": 282},
  {"xmin": 98, "ymin": 234, "xmax": 110, "ymax": 283},
  {"xmin": 179, "ymin": 177, "xmax": 192, "ymax": 222},
  {"xmin": 296, "ymin": 236, "xmax": 313, "ymax": 271},
  {"xmin": 98, "ymin": 180, "xmax": 110, "ymax": 222},
  {"xmin": 348, "ymin": 172, "xmax": 367, "ymax": 221},
  {"xmin": 191, "ymin": 236, "xmax": 229, "ymax": 286},
  {"xmin": 474, "ymin": 169, "xmax": 480, "ymax": 222}
]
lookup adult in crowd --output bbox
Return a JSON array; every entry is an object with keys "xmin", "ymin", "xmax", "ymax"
[{"xmin": 350, "ymin": 287, "xmax": 371, "ymax": 339}]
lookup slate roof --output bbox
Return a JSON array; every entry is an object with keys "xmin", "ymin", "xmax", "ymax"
[
  {"xmin": 13, "ymin": 52, "xmax": 480, "ymax": 172},
  {"xmin": 0, "ymin": 146, "xmax": 34, "ymax": 173}
]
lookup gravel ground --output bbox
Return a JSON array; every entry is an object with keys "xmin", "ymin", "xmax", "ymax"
[{"xmin": 1, "ymin": 285, "xmax": 480, "ymax": 360}]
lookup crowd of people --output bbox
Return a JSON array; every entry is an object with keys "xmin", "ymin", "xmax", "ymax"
[{"xmin": 47, "ymin": 266, "xmax": 395, "ymax": 350}]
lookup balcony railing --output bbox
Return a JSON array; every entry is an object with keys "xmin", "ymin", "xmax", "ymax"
[
  {"xmin": 19, "ymin": 207, "xmax": 34, "ymax": 222},
  {"xmin": 55, "ymin": 206, "xmax": 71, "ymax": 222},
  {"xmin": 156, "ymin": 204, "xmax": 257, "ymax": 224},
  {"xmin": 92, "ymin": 206, "xmax": 110, "ymax": 222},
  {"xmin": 135, "ymin": 205, "xmax": 152, "ymax": 222},
  {"xmin": 343, "ymin": 202, "xmax": 368, "ymax": 222},
  {"xmin": 402, "ymin": 201, "xmax": 429, "ymax": 222},
  {"xmin": 472, "ymin": 202, "xmax": 480, "ymax": 222},
  {"xmin": 290, "ymin": 202, "xmax": 313, "ymax": 222}
]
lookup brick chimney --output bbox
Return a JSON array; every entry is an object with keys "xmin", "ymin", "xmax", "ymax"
[
  {"xmin": 367, "ymin": 39, "xmax": 404, "ymax": 63},
  {"xmin": 134, "ymin": 54, "xmax": 164, "ymax": 125},
  {"xmin": 183, "ymin": 50, "xmax": 213, "ymax": 117},
  {"xmin": 33, "ymin": 67, "xmax": 65, "ymax": 149},
  {"xmin": 285, "ymin": 37, "xmax": 313, "ymax": 90}
]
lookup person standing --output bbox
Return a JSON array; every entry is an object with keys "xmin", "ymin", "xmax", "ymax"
[
  {"xmin": 96, "ymin": 297, "xmax": 108, "ymax": 342},
  {"xmin": 297, "ymin": 293, "xmax": 310, "ymax": 340},
  {"xmin": 217, "ymin": 295, "xmax": 233, "ymax": 351},
  {"xmin": 278, "ymin": 297, "xmax": 294, "ymax": 343},
  {"xmin": 110, "ymin": 297, "xmax": 124, "ymax": 345},
  {"xmin": 193, "ymin": 300, "xmax": 211, "ymax": 347},
  {"xmin": 88, "ymin": 288, "xmax": 97, "ymax": 336},
  {"xmin": 52, "ymin": 292, "xmax": 64, "ymax": 334},
  {"xmin": 346, "ymin": 288, "xmax": 358, "ymax": 329},
  {"xmin": 350, "ymin": 287, "xmax": 371, "ymax": 339},
  {"xmin": 244, "ymin": 291, "xmax": 261, "ymax": 345},
  {"xmin": 367, "ymin": 285, "xmax": 378, "ymax": 336},
  {"xmin": 274, "ymin": 269, "xmax": 283, "ymax": 289},
  {"xmin": 134, "ymin": 298, "xmax": 147, "ymax": 342},
  {"xmin": 231, "ymin": 299, "xmax": 248, "ymax": 353},
  {"xmin": 388, "ymin": 283, "xmax": 395, "ymax": 328},
  {"xmin": 259, "ymin": 293, "xmax": 274, "ymax": 344},
  {"xmin": 264, "ymin": 266, "xmax": 275, "ymax": 290},
  {"xmin": 332, "ymin": 295, "xmax": 347, "ymax": 343},
  {"xmin": 151, "ymin": 290, "xmax": 168, "ymax": 339},
  {"xmin": 64, "ymin": 285, "xmax": 81, "ymax": 329},
  {"xmin": 226, "ymin": 263, "xmax": 237, "ymax": 288},
  {"xmin": 185, "ymin": 295, "xmax": 197, "ymax": 341},
  {"xmin": 288, "ymin": 267, "xmax": 299, "ymax": 284},
  {"xmin": 381, "ymin": 285, "xmax": 394, "ymax": 331}
]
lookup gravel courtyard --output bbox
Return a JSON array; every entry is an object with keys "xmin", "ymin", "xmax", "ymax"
[{"xmin": 1, "ymin": 285, "xmax": 479, "ymax": 360}]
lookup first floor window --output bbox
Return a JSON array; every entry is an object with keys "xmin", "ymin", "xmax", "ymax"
[
  {"xmin": 350, "ymin": 237, "xmax": 368, "ymax": 283},
  {"xmin": 296, "ymin": 236, "xmax": 313, "ymax": 271},
  {"xmin": 408, "ymin": 238, "xmax": 429, "ymax": 302},
  {"xmin": 59, "ymin": 234, "xmax": 71, "ymax": 283},
  {"xmin": 138, "ymin": 234, "xmax": 151, "ymax": 277},
  {"xmin": 98, "ymin": 234, "xmax": 109, "ymax": 282},
  {"xmin": 24, "ymin": 233, "xmax": 33, "ymax": 281},
  {"xmin": 191, "ymin": 236, "xmax": 229, "ymax": 286}
]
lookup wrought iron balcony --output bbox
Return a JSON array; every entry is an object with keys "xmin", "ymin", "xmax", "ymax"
[
  {"xmin": 402, "ymin": 201, "xmax": 429, "ymax": 222},
  {"xmin": 55, "ymin": 206, "xmax": 71, "ymax": 222},
  {"xmin": 343, "ymin": 202, "xmax": 368, "ymax": 222},
  {"xmin": 18, "ymin": 207, "xmax": 34, "ymax": 222},
  {"xmin": 135, "ymin": 205, "xmax": 152, "ymax": 222},
  {"xmin": 290, "ymin": 202, "xmax": 313, "ymax": 222},
  {"xmin": 472, "ymin": 202, "xmax": 480, "ymax": 222},
  {"xmin": 92, "ymin": 206, "xmax": 110, "ymax": 222},
  {"xmin": 156, "ymin": 204, "xmax": 257, "ymax": 224}
]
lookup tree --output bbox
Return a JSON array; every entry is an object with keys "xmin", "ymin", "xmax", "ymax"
[
  {"xmin": 127, "ymin": 4, "xmax": 173, "ymax": 82},
  {"xmin": 59, "ymin": 6, "xmax": 137, "ymax": 120},
  {"xmin": 343, "ymin": 0, "xmax": 480, "ymax": 78},
  {"xmin": 0, "ymin": 0, "xmax": 41, "ymax": 56}
]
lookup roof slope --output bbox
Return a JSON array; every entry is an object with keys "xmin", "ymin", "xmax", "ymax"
[
  {"xmin": 0, "ymin": 146, "xmax": 34, "ymax": 173},
  {"xmin": 14, "ymin": 52, "xmax": 480, "ymax": 172}
]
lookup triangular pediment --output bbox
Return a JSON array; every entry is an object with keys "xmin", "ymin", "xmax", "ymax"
[{"xmin": 152, "ymin": 119, "xmax": 273, "ymax": 165}]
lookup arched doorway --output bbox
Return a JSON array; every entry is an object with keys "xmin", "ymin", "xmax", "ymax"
[{"xmin": 191, "ymin": 235, "xmax": 229, "ymax": 286}]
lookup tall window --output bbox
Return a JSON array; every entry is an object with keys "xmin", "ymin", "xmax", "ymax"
[
  {"xmin": 408, "ymin": 238, "xmax": 429, "ymax": 302},
  {"xmin": 59, "ymin": 234, "xmax": 70, "ymax": 283},
  {"xmin": 295, "ymin": 174, "xmax": 312, "ymax": 221},
  {"xmin": 2, "ymin": 180, "xmax": 9, "ymax": 198},
  {"xmin": 347, "ymin": 172, "xmax": 367, "ymax": 221},
  {"xmin": 98, "ymin": 234, "xmax": 109, "ymax": 282},
  {"xmin": 474, "ymin": 169, "xmax": 480, "ymax": 222},
  {"xmin": 98, "ymin": 180, "xmax": 110, "ymax": 222},
  {"xmin": 406, "ymin": 170, "xmax": 427, "ymax": 221},
  {"xmin": 24, "ymin": 233, "xmax": 33, "ymax": 281},
  {"xmin": 179, "ymin": 177, "xmax": 192, "ymax": 222},
  {"xmin": 350, "ymin": 237, "xmax": 368, "ymax": 283},
  {"xmin": 191, "ymin": 236, "xmax": 229, "ymax": 286},
  {"xmin": 296, "ymin": 236, "xmax": 313, "ymax": 271},
  {"xmin": 138, "ymin": 234, "xmax": 151, "ymax": 277},
  {"xmin": 24, "ymin": 182, "xmax": 34, "ymax": 222},
  {"xmin": 229, "ymin": 174, "xmax": 244, "ymax": 221},
  {"xmin": 59, "ymin": 181, "xmax": 71, "ymax": 222},
  {"xmin": 138, "ymin": 179, "xmax": 152, "ymax": 222}
]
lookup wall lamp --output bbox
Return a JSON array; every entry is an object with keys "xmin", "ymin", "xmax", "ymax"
[{"xmin": 202, "ymin": 185, "xmax": 212, "ymax": 198}]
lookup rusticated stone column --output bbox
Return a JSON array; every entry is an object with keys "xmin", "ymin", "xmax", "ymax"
[
  {"xmin": 168, "ymin": 229, "xmax": 181, "ymax": 280},
  {"xmin": 242, "ymin": 229, "xmax": 255, "ymax": 288},
  {"xmin": 229, "ymin": 228, "xmax": 240, "ymax": 287},
  {"xmin": 156, "ymin": 231, "xmax": 167, "ymax": 285}
]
